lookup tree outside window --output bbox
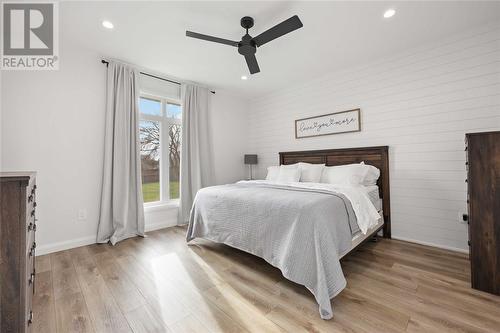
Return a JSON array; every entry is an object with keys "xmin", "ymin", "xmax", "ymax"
[{"xmin": 139, "ymin": 96, "xmax": 181, "ymax": 203}]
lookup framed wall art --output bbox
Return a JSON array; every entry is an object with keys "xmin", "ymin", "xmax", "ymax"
[{"xmin": 295, "ymin": 108, "xmax": 361, "ymax": 139}]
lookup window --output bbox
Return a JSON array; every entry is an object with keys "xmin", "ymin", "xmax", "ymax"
[{"xmin": 139, "ymin": 95, "xmax": 181, "ymax": 204}]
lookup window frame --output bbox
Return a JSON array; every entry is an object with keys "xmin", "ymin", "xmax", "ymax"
[{"xmin": 139, "ymin": 93, "xmax": 182, "ymax": 207}]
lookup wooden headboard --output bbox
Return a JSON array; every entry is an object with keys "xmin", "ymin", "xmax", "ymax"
[{"xmin": 279, "ymin": 146, "xmax": 391, "ymax": 238}]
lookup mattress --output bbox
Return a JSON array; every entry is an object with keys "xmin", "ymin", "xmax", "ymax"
[
  {"xmin": 366, "ymin": 185, "xmax": 382, "ymax": 212},
  {"xmin": 341, "ymin": 210, "xmax": 384, "ymax": 259},
  {"xmin": 340, "ymin": 185, "xmax": 384, "ymax": 258}
]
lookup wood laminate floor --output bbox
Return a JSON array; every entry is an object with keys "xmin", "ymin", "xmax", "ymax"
[{"xmin": 33, "ymin": 226, "xmax": 500, "ymax": 333}]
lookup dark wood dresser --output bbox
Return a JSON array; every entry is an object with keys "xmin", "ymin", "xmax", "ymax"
[
  {"xmin": 0, "ymin": 172, "xmax": 37, "ymax": 332},
  {"xmin": 466, "ymin": 131, "xmax": 500, "ymax": 295}
]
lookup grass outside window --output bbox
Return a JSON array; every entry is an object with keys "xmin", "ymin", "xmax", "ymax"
[{"xmin": 142, "ymin": 181, "xmax": 179, "ymax": 203}]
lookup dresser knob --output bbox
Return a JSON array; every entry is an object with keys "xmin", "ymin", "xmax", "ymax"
[
  {"xmin": 29, "ymin": 243, "xmax": 36, "ymax": 257},
  {"xmin": 28, "ymin": 272, "xmax": 35, "ymax": 285},
  {"xmin": 31, "ymin": 209, "xmax": 35, "ymax": 217},
  {"xmin": 28, "ymin": 194, "xmax": 33, "ymax": 202}
]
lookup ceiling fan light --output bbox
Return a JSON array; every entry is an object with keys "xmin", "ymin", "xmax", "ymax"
[
  {"xmin": 383, "ymin": 9, "xmax": 396, "ymax": 18},
  {"xmin": 102, "ymin": 20, "xmax": 114, "ymax": 29}
]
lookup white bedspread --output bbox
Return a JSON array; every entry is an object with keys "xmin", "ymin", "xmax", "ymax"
[
  {"xmin": 243, "ymin": 180, "xmax": 381, "ymax": 234},
  {"xmin": 186, "ymin": 180, "xmax": 380, "ymax": 319}
]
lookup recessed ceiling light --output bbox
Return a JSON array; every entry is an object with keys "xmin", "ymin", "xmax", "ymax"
[
  {"xmin": 241, "ymin": 75, "xmax": 248, "ymax": 80},
  {"xmin": 383, "ymin": 9, "xmax": 396, "ymax": 18},
  {"xmin": 102, "ymin": 20, "xmax": 114, "ymax": 29}
]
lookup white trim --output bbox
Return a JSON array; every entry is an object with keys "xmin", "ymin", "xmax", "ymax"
[
  {"xmin": 36, "ymin": 221, "xmax": 177, "ymax": 256},
  {"xmin": 36, "ymin": 235, "xmax": 96, "ymax": 256},
  {"xmin": 144, "ymin": 200, "xmax": 179, "ymax": 212},
  {"xmin": 145, "ymin": 221, "xmax": 176, "ymax": 232},
  {"xmin": 392, "ymin": 236, "xmax": 469, "ymax": 254}
]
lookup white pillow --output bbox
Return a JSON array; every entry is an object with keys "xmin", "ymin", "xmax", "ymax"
[
  {"xmin": 298, "ymin": 162, "xmax": 325, "ymax": 183},
  {"xmin": 265, "ymin": 164, "xmax": 300, "ymax": 182},
  {"xmin": 281, "ymin": 163, "xmax": 299, "ymax": 169},
  {"xmin": 360, "ymin": 162, "xmax": 380, "ymax": 186},
  {"xmin": 265, "ymin": 166, "xmax": 280, "ymax": 181},
  {"xmin": 320, "ymin": 163, "xmax": 367, "ymax": 186},
  {"xmin": 276, "ymin": 166, "xmax": 301, "ymax": 183}
]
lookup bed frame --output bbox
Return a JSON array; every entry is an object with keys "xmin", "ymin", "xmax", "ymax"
[{"xmin": 279, "ymin": 145, "xmax": 391, "ymax": 238}]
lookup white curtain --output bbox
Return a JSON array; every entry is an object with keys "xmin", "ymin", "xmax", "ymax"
[
  {"xmin": 179, "ymin": 84, "xmax": 214, "ymax": 224},
  {"xmin": 97, "ymin": 61, "xmax": 145, "ymax": 245}
]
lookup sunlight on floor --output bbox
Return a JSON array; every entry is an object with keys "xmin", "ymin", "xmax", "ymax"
[{"xmin": 150, "ymin": 247, "xmax": 253, "ymax": 331}]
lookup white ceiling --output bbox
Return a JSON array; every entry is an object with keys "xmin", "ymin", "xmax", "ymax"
[{"xmin": 62, "ymin": 1, "xmax": 500, "ymax": 98}]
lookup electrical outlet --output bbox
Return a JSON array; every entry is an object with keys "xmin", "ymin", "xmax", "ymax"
[{"xmin": 78, "ymin": 209, "xmax": 87, "ymax": 221}]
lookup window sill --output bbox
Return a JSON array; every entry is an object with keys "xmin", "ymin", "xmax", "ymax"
[{"xmin": 144, "ymin": 200, "xmax": 179, "ymax": 212}]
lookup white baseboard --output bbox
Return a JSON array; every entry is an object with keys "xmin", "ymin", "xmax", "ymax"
[
  {"xmin": 36, "ymin": 221, "xmax": 177, "ymax": 256},
  {"xmin": 36, "ymin": 235, "xmax": 96, "ymax": 256},
  {"xmin": 391, "ymin": 236, "xmax": 469, "ymax": 254}
]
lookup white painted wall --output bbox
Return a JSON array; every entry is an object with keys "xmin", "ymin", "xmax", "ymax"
[
  {"xmin": 211, "ymin": 91, "xmax": 249, "ymax": 184},
  {"xmin": 1, "ymin": 39, "xmax": 107, "ymax": 254},
  {"xmin": 247, "ymin": 23, "xmax": 500, "ymax": 252},
  {"xmin": 1, "ymin": 39, "xmax": 248, "ymax": 255}
]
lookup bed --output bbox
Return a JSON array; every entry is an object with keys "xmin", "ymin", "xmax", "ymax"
[{"xmin": 186, "ymin": 146, "xmax": 391, "ymax": 319}]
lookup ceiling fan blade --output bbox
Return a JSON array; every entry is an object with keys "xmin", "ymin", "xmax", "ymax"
[
  {"xmin": 244, "ymin": 54, "xmax": 260, "ymax": 74},
  {"xmin": 252, "ymin": 15, "xmax": 303, "ymax": 47},
  {"xmin": 186, "ymin": 31, "xmax": 239, "ymax": 47}
]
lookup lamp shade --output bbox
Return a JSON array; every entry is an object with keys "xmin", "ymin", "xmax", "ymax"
[{"xmin": 244, "ymin": 154, "xmax": 258, "ymax": 165}]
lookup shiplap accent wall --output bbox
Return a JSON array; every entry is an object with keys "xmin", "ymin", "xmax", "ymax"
[{"xmin": 247, "ymin": 23, "xmax": 500, "ymax": 252}]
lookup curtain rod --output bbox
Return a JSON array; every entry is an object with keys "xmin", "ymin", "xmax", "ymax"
[{"xmin": 101, "ymin": 60, "xmax": 215, "ymax": 94}]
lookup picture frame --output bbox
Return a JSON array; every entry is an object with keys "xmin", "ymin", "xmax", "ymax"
[{"xmin": 295, "ymin": 108, "xmax": 361, "ymax": 139}]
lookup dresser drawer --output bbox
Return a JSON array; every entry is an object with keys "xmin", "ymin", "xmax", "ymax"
[
  {"xmin": 26, "ymin": 202, "xmax": 36, "ymax": 228},
  {"xmin": 1, "ymin": 172, "xmax": 36, "ymax": 333},
  {"xmin": 25, "ymin": 184, "xmax": 36, "ymax": 227},
  {"xmin": 25, "ymin": 283, "xmax": 34, "ymax": 333},
  {"xmin": 26, "ymin": 229, "xmax": 35, "ymax": 257},
  {"xmin": 26, "ymin": 184, "xmax": 36, "ymax": 205},
  {"xmin": 25, "ymin": 247, "xmax": 35, "ymax": 333}
]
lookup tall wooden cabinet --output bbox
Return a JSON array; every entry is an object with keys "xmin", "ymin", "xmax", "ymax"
[
  {"xmin": 0, "ymin": 172, "xmax": 37, "ymax": 332},
  {"xmin": 466, "ymin": 131, "xmax": 500, "ymax": 295}
]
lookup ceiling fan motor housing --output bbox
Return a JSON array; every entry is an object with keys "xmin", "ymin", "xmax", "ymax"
[{"xmin": 238, "ymin": 34, "xmax": 256, "ymax": 56}]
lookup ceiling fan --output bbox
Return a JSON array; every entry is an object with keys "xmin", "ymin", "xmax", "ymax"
[{"xmin": 186, "ymin": 15, "xmax": 303, "ymax": 75}]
